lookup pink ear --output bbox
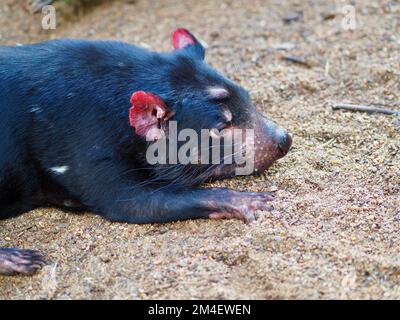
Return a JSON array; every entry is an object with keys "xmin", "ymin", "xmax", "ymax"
[
  {"xmin": 129, "ymin": 91, "xmax": 173, "ymax": 138},
  {"xmin": 172, "ymin": 28, "xmax": 196, "ymax": 49}
]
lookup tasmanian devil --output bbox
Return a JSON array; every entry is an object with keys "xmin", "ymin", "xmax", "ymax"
[{"xmin": 0, "ymin": 29, "xmax": 292, "ymax": 275}]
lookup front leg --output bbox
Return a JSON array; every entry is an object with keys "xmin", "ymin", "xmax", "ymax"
[{"xmin": 89, "ymin": 185, "xmax": 275, "ymax": 224}]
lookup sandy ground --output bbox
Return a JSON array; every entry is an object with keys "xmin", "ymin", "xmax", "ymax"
[{"xmin": 0, "ymin": 0, "xmax": 399, "ymax": 299}]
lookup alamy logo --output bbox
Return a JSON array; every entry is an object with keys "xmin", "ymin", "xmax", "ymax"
[
  {"xmin": 41, "ymin": 5, "xmax": 56, "ymax": 30},
  {"xmin": 145, "ymin": 121, "xmax": 255, "ymax": 175},
  {"xmin": 341, "ymin": 4, "xmax": 356, "ymax": 30}
]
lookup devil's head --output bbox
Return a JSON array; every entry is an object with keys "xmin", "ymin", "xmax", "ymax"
[{"xmin": 129, "ymin": 29, "xmax": 292, "ymax": 185}]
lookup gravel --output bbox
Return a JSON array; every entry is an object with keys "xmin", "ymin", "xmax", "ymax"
[{"xmin": 0, "ymin": 0, "xmax": 399, "ymax": 299}]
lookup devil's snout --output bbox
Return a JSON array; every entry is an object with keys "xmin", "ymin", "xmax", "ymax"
[{"xmin": 252, "ymin": 115, "xmax": 292, "ymax": 173}]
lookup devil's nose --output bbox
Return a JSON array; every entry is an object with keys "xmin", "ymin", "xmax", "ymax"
[{"xmin": 277, "ymin": 132, "xmax": 292, "ymax": 156}]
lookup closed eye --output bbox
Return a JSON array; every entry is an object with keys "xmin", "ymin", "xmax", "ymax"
[{"xmin": 215, "ymin": 121, "xmax": 230, "ymax": 130}]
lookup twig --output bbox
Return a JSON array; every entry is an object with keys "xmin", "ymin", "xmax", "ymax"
[
  {"xmin": 282, "ymin": 11, "xmax": 303, "ymax": 24},
  {"xmin": 321, "ymin": 137, "xmax": 336, "ymax": 147},
  {"xmin": 279, "ymin": 54, "xmax": 312, "ymax": 68},
  {"xmin": 332, "ymin": 103, "xmax": 399, "ymax": 115}
]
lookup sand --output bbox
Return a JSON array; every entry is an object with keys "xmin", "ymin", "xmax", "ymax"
[{"xmin": 0, "ymin": 0, "xmax": 399, "ymax": 299}]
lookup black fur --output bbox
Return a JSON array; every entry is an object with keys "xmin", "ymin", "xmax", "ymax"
[
  {"xmin": 0, "ymin": 36, "xmax": 287, "ymax": 226},
  {"xmin": 0, "ymin": 33, "xmax": 293, "ymax": 275}
]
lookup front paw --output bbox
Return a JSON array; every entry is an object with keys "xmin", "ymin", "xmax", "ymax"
[
  {"xmin": 208, "ymin": 190, "xmax": 275, "ymax": 223},
  {"xmin": 0, "ymin": 248, "xmax": 47, "ymax": 276}
]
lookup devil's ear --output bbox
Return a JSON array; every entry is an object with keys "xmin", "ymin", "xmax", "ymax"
[
  {"xmin": 129, "ymin": 91, "xmax": 174, "ymax": 140},
  {"xmin": 172, "ymin": 28, "xmax": 205, "ymax": 60}
]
